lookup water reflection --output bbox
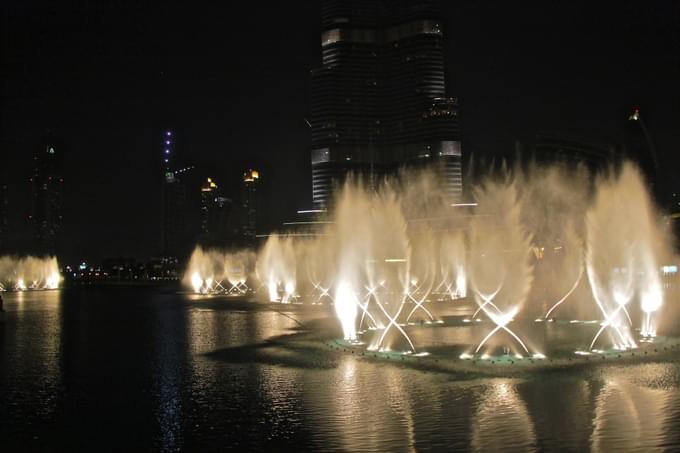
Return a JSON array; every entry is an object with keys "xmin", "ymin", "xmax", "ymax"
[
  {"xmin": 591, "ymin": 364, "xmax": 680, "ymax": 452},
  {"xmin": 152, "ymin": 296, "xmax": 188, "ymax": 452},
  {"xmin": 471, "ymin": 379, "xmax": 537, "ymax": 452},
  {"xmin": 2, "ymin": 291, "xmax": 62, "ymax": 423},
  {"xmin": 2, "ymin": 291, "xmax": 680, "ymax": 451}
]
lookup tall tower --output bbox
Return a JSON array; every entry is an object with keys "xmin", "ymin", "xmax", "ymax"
[
  {"xmin": 200, "ymin": 177, "xmax": 232, "ymax": 244},
  {"xmin": 310, "ymin": 0, "xmax": 462, "ymax": 206},
  {"xmin": 0, "ymin": 172, "xmax": 7, "ymax": 253},
  {"xmin": 625, "ymin": 108, "xmax": 659, "ymax": 198},
  {"xmin": 31, "ymin": 135, "xmax": 64, "ymax": 255},
  {"xmin": 241, "ymin": 169, "xmax": 259, "ymax": 240},
  {"xmin": 161, "ymin": 130, "xmax": 189, "ymax": 258}
]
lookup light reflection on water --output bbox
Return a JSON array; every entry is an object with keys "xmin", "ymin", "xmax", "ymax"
[
  {"xmin": 590, "ymin": 365, "xmax": 680, "ymax": 452},
  {"xmin": 1, "ymin": 290, "xmax": 680, "ymax": 452},
  {"xmin": 471, "ymin": 379, "xmax": 536, "ymax": 452}
]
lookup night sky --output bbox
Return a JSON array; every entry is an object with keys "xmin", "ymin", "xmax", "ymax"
[{"xmin": 2, "ymin": 1, "xmax": 679, "ymax": 264}]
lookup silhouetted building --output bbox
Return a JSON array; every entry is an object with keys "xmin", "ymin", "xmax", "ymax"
[
  {"xmin": 310, "ymin": 0, "xmax": 462, "ymax": 206},
  {"xmin": 0, "ymin": 175, "xmax": 7, "ymax": 253},
  {"xmin": 242, "ymin": 169, "xmax": 259, "ymax": 239},
  {"xmin": 515, "ymin": 133, "xmax": 615, "ymax": 173},
  {"xmin": 31, "ymin": 135, "xmax": 64, "ymax": 254},
  {"xmin": 200, "ymin": 177, "xmax": 232, "ymax": 242},
  {"xmin": 624, "ymin": 108, "xmax": 659, "ymax": 197},
  {"xmin": 161, "ymin": 130, "xmax": 191, "ymax": 257}
]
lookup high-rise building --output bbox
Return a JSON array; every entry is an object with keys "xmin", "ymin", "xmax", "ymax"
[
  {"xmin": 242, "ymin": 169, "xmax": 259, "ymax": 239},
  {"xmin": 625, "ymin": 108, "xmax": 659, "ymax": 197},
  {"xmin": 0, "ymin": 173, "xmax": 7, "ymax": 253},
  {"xmin": 200, "ymin": 177, "xmax": 232, "ymax": 241},
  {"xmin": 310, "ymin": 0, "xmax": 462, "ymax": 206},
  {"xmin": 161, "ymin": 130, "xmax": 190, "ymax": 258},
  {"xmin": 30, "ymin": 135, "xmax": 64, "ymax": 255}
]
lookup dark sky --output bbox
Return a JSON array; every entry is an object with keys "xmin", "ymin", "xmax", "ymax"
[{"xmin": 2, "ymin": 1, "xmax": 679, "ymax": 264}]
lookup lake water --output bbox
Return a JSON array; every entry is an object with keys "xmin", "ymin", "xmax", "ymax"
[{"xmin": 1, "ymin": 288, "xmax": 679, "ymax": 452}]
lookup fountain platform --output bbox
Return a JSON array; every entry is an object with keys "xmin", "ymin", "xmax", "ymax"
[{"xmin": 322, "ymin": 335, "xmax": 680, "ymax": 376}]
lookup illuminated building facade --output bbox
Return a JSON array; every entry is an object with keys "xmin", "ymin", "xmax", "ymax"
[
  {"xmin": 200, "ymin": 177, "xmax": 232, "ymax": 241},
  {"xmin": 310, "ymin": 0, "xmax": 462, "ymax": 206},
  {"xmin": 242, "ymin": 169, "xmax": 259, "ymax": 239},
  {"xmin": 31, "ymin": 135, "xmax": 64, "ymax": 254}
]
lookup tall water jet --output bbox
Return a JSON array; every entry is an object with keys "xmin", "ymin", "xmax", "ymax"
[
  {"xmin": 468, "ymin": 178, "xmax": 534, "ymax": 355},
  {"xmin": 438, "ymin": 231, "xmax": 466, "ymax": 299},
  {"xmin": 366, "ymin": 187, "xmax": 415, "ymax": 352},
  {"xmin": 302, "ymin": 237, "xmax": 335, "ymax": 304},
  {"xmin": 332, "ymin": 181, "xmax": 372, "ymax": 341},
  {"xmin": 405, "ymin": 226, "xmax": 437, "ymax": 323},
  {"xmin": 257, "ymin": 234, "xmax": 298, "ymax": 303},
  {"xmin": 184, "ymin": 247, "xmax": 222, "ymax": 293},
  {"xmin": 584, "ymin": 163, "xmax": 667, "ymax": 349},
  {"xmin": 518, "ymin": 164, "xmax": 589, "ymax": 320}
]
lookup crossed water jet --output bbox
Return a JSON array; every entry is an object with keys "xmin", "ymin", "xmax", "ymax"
[
  {"xmin": 213, "ymin": 279, "xmax": 227, "ymax": 293},
  {"xmin": 543, "ymin": 264, "xmax": 584, "ymax": 320},
  {"xmin": 586, "ymin": 260, "xmax": 636, "ymax": 351},
  {"xmin": 434, "ymin": 263, "xmax": 455, "ymax": 295},
  {"xmin": 227, "ymin": 281, "xmax": 250, "ymax": 295},
  {"xmin": 192, "ymin": 275, "xmax": 250, "ymax": 295},
  {"xmin": 306, "ymin": 265, "xmax": 335, "ymax": 304},
  {"xmin": 310, "ymin": 281, "xmax": 335, "ymax": 304},
  {"xmin": 405, "ymin": 277, "xmax": 436, "ymax": 323},
  {"xmin": 468, "ymin": 276, "xmax": 530, "ymax": 355},
  {"xmin": 470, "ymin": 272, "xmax": 506, "ymax": 321},
  {"xmin": 358, "ymin": 284, "xmax": 381, "ymax": 330},
  {"xmin": 473, "ymin": 302, "xmax": 530, "ymax": 355},
  {"xmin": 368, "ymin": 282, "xmax": 417, "ymax": 353}
]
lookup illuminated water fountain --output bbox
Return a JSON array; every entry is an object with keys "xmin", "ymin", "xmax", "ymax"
[
  {"xmin": 0, "ymin": 255, "xmax": 61, "ymax": 291},
  {"xmin": 188, "ymin": 162, "xmax": 678, "ymax": 367},
  {"xmin": 466, "ymin": 179, "xmax": 536, "ymax": 357},
  {"xmin": 256, "ymin": 235, "xmax": 299, "ymax": 303},
  {"xmin": 184, "ymin": 247, "xmax": 255, "ymax": 295}
]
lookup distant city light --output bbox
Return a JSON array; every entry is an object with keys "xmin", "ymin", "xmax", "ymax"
[{"xmin": 243, "ymin": 169, "xmax": 260, "ymax": 182}]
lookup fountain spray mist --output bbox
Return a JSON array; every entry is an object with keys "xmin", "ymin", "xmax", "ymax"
[{"xmin": 0, "ymin": 255, "xmax": 61, "ymax": 291}]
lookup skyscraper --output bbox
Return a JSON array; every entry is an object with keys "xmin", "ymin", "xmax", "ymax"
[
  {"xmin": 241, "ymin": 169, "xmax": 259, "ymax": 240},
  {"xmin": 0, "ymin": 173, "xmax": 8, "ymax": 253},
  {"xmin": 30, "ymin": 135, "xmax": 64, "ymax": 255},
  {"xmin": 310, "ymin": 0, "xmax": 462, "ymax": 206},
  {"xmin": 200, "ymin": 177, "xmax": 232, "ymax": 243},
  {"xmin": 161, "ymin": 130, "xmax": 190, "ymax": 258},
  {"xmin": 625, "ymin": 108, "xmax": 659, "ymax": 197}
]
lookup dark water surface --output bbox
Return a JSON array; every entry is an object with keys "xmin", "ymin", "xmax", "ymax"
[{"xmin": 1, "ymin": 288, "xmax": 680, "ymax": 452}]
